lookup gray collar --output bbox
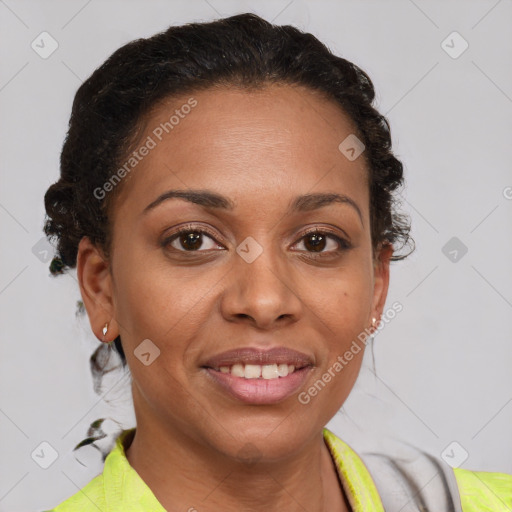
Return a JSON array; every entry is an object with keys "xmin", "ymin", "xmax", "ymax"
[{"xmin": 357, "ymin": 441, "xmax": 463, "ymax": 512}]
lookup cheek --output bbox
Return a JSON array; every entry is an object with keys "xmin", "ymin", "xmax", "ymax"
[
  {"xmin": 308, "ymin": 264, "xmax": 373, "ymax": 327},
  {"xmin": 303, "ymin": 265, "xmax": 373, "ymax": 390},
  {"xmin": 112, "ymin": 253, "xmax": 223, "ymax": 345},
  {"xmin": 302, "ymin": 280, "xmax": 371, "ymax": 414}
]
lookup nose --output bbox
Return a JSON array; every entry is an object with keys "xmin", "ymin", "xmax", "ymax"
[{"xmin": 220, "ymin": 245, "xmax": 303, "ymax": 330}]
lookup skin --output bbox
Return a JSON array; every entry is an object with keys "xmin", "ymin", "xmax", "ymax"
[{"xmin": 77, "ymin": 83, "xmax": 392, "ymax": 512}]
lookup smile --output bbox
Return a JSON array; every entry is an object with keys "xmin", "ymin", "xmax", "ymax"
[
  {"xmin": 204, "ymin": 365, "xmax": 312, "ymax": 405},
  {"xmin": 214, "ymin": 363, "xmax": 298, "ymax": 379}
]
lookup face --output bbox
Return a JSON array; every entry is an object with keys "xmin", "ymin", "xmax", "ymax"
[{"xmin": 78, "ymin": 83, "xmax": 391, "ymax": 461}]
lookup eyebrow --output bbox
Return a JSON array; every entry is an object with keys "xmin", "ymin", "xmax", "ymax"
[
  {"xmin": 142, "ymin": 190, "xmax": 235, "ymax": 214},
  {"xmin": 290, "ymin": 193, "xmax": 363, "ymax": 225},
  {"xmin": 142, "ymin": 189, "xmax": 363, "ymax": 225}
]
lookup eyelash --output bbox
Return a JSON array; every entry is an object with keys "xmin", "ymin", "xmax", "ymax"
[
  {"xmin": 162, "ymin": 224, "xmax": 351, "ymax": 256},
  {"xmin": 297, "ymin": 227, "xmax": 352, "ymax": 254}
]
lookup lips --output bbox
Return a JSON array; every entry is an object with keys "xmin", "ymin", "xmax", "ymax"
[
  {"xmin": 201, "ymin": 347, "xmax": 314, "ymax": 404},
  {"xmin": 205, "ymin": 366, "xmax": 312, "ymax": 404},
  {"xmin": 202, "ymin": 346, "xmax": 314, "ymax": 370}
]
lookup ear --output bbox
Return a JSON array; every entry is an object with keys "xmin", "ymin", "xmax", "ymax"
[
  {"xmin": 369, "ymin": 242, "xmax": 393, "ymax": 328},
  {"xmin": 76, "ymin": 236, "xmax": 119, "ymax": 342}
]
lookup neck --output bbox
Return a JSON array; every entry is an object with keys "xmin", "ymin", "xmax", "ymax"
[{"xmin": 124, "ymin": 418, "xmax": 351, "ymax": 512}]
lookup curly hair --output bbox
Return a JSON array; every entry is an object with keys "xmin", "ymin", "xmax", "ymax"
[{"xmin": 44, "ymin": 12, "xmax": 413, "ymax": 368}]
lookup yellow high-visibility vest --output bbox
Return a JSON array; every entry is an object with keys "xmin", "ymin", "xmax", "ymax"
[{"xmin": 47, "ymin": 428, "xmax": 511, "ymax": 511}]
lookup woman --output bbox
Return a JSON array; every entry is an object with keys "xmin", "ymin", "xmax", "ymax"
[{"xmin": 43, "ymin": 13, "xmax": 511, "ymax": 512}]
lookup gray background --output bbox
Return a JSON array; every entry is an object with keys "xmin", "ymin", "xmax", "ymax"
[{"xmin": 1, "ymin": 0, "xmax": 511, "ymax": 510}]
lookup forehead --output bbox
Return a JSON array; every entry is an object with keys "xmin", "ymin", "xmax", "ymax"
[{"xmin": 113, "ymin": 83, "xmax": 369, "ymax": 219}]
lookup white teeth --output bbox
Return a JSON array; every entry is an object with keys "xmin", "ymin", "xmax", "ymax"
[
  {"xmin": 216, "ymin": 363, "xmax": 299, "ymax": 379},
  {"xmin": 231, "ymin": 364, "xmax": 245, "ymax": 377},
  {"xmin": 244, "ymin": 364, "xmax": 261, "ymax": 379},
  {"xmin": 262, "ymin": 364, "xmax": 279, "ymax": 379},
  {"xmin": 277, "ymin": 363, "xmax": 288, "ymax": 377}
]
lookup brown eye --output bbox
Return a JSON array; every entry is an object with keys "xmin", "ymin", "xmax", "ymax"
[
  {"xmin": 293, "ymin": 229, "xmax": 350, "ymax": 255},
  {"xmin": 303, "ymin": 233, "xmax": 327, "ymax": 252},
  {"xmin": 163, "ymin": 226, "xmax": 223, "ymax": 252},
  {"xmin": 176, "ymin": 232, "xmax": 203, "ymax": 251}
]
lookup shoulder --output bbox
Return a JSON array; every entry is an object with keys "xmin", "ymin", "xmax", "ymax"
[
  {"xmin": 44, "ymin": 472, "xmax": 106, "ymax": 511},
  {"xmin": 360, "ymin": 442, "xmax": 512, "ymax": 512},
  {"xmin": 44, "ymin": 429, "xmax": 136, "ymax": 512},
  {"xmin": 325, "ymin": 428, "xmax": 512, "ymax": 512},
  {"xmin": 453, "ymin": 467, "xmax": 512, "ymax": 511}
]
